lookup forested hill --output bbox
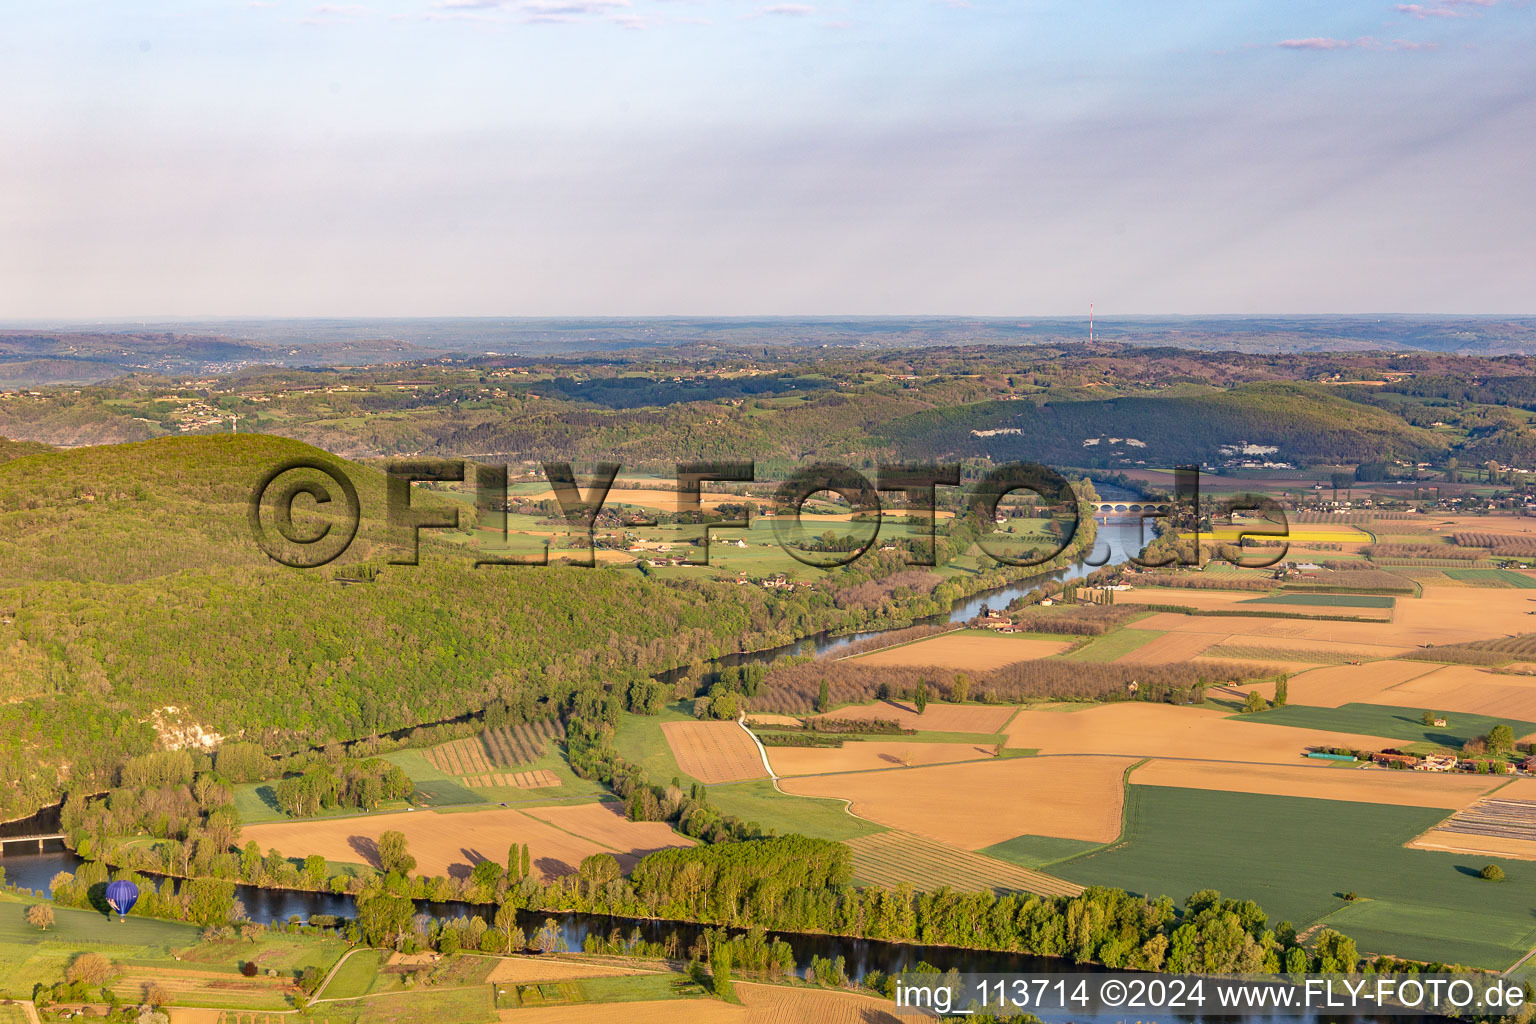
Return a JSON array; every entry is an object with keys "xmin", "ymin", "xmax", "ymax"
[
  {"xmin": 0, "ymin": 435, "xmax": 951, "ymax": 821},
  {"xmin": 0, "ymin": 436, "xmax": 53, "ymax": 465},
  {"xmin": 881, "ymin": 382, "xmax": 1443, "ymax": 467}
]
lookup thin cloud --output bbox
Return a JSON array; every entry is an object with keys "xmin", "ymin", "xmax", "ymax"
[
  {"xmin": 1276, "ymin": 37, "xmax": 1353, "ymax": 49},
  {"xmin": 760, "ymin": 4, "xmax": 815, "ymax": 15},
  {"xmin": 520, "ymin": 0, "xmax": 630, "ymax": 13},
  {"xmin": 1396, "ymin": 0, "xmax": 1496, "ymax": 16},
  {"xmin": 1276, "ymin": 35, "xmax": 1439, "ymax": 51}
]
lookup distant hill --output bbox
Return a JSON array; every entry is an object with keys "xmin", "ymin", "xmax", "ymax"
[
  {"xmin": 0, "ymin": 329, "xmax": 442, "ymax": 387},
  {"xmin": 5, "ymin": 316, "xmax": 1536, "ymax": 385}
]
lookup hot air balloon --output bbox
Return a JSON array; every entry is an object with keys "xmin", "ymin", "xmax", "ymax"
[{"xmin": 104, "ymin": 880, "xmax": 139, "ymax": 921}]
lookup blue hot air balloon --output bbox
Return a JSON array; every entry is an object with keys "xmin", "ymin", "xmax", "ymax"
[{"xmin": 104, "ymin": 880, "xmax": 139, "ymax": 921}]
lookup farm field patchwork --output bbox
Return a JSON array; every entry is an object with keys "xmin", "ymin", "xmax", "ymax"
[
  {"xmin": 779, "ymin": 754, "xmax": 1136, "ymax": 847},
  {"xmin": 1053, "ymin": 785, "xmax": 1536, "ymax": 969},
  {"xmin": 659, "ymin": 720, "xmax": 769, "ymax": 783},
  {"xmin": 850, "ymin": 632, "xmax": 1074, "ymax": 670}
]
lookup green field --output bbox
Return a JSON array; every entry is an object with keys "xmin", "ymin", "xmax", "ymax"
[
  {"xmin": 319, "ymin": 948, "xmax": 389, "ymax": 999},
  {"xmin": 980, "ymin": 834, "xmax": 1103, "ymax": 868},
  {"xmin": 1054, "ymin": 786, "xmax": 1536, "ymax": 969},
  {"xmin": 705, "ymin": 778, "xmax": 886, "ymax": 841},
  {"xmin": 0, "ymin": 894, "xmax": 197, "ymax": 954},
  {"xmin": 576, "ymin": 972, "xmax": 707, "ymax": 1004},
  {"xmin": 1238, "ymin": 594, "xmax": 1396, "ymax": 609},
  {"xmin": 1237, "ymin": 702, "xmax": 1536, "ymax": 749},
  {"xmin": 1444, "ymin": 568, "xmax": 1536, "ymax": 589},
  {"xmin": 325, "ymin": 985, "xmax": 496, "ymax": 1023},
  {"xmin": 610, "ymin": 705, "xmax": 703, "ymax": 786},
  {"xmin": 1060, "ymin": 629, "xmax": 1164, "ymax": 662}
]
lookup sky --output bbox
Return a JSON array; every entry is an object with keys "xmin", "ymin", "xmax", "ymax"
[{"xmin": 0, "ymin": 0, "xmax": 1532, "ymax": 317}]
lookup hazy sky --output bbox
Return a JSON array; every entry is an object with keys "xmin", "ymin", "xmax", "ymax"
[{"xmin": 1, "ymin": 0, "xmax": 1532, "ymax": 316}]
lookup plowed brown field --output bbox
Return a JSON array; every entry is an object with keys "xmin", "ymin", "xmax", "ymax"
[
  {"xmin": 853, "ymin": 633, "xmax": 1073, "ymax": 670},
  {"xmin": 521, "ymin": 801, "xmax": 693, "ymax": 857},
  {"xmin": 779, "ymin": 754, "xmax": 1135, "ymax": 848},
  {"xmin": 1116, "ymin": 631, "xmax": 1219, "ymax": 663},
  {"xmin": 1131, "ymin": 758, "xmax": 1498, "ymax": 808},
  {"xmin": 660, "ymin": 721, "xmax": 768, "ymax": 783},
  {"xmin": 766, "ymin": 741, "xmax": 995, "ymax": 777},
  {"xmin": 1243, "ymin": 660, "xmax": 1441, "ymax": 708},
  {"xmin": 242, "ymin": 805, "xmax": 691, "ymax": 880},
  {"xmin": 1002, "ymin": 702, "xmax": 1398, "ymax": 764},
  {"xmin": 1385, "ymin": 664, "xmax": 1536, "ymax": 721},
  {"xmin": 738, "ymin": 981, "xmax": 904, "ymax": 1024},
  {"xmin": 485, "ymin": 956, "xmax": 658, "ymax": 984},
  {"xmin": 495, "ymin": 1000, "xmax": 744, "ymax": 1024}
]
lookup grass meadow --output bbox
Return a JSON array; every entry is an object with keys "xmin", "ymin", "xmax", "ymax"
[
  {"xmin": 1238, "ymin": 702, "xmax": 1536, "ymax": 749},
  {"xmin": 704, "ymin": 778, "xmax": 886, "ymax": 841},
  {"xmin": 1053, "ymin": 785, "xmax": 1536, "ymax": 969}
]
